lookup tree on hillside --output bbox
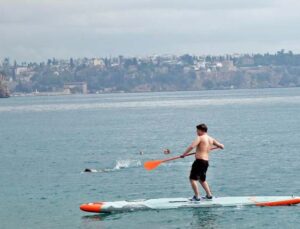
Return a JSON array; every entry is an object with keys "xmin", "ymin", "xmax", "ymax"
[{"xmin": 0, "ymin": 78, "xmax": 10, "ymax": 98}]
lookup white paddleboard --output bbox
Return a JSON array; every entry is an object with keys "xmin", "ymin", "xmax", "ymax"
[{"xmin": 80, "ymin": 196, "xmax": 300, "ymax": 213}]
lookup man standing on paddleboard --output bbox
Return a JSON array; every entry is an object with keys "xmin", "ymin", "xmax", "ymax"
[{"xmin": 181, "ymin": 124, "xmax": 224, "ymax": 201}]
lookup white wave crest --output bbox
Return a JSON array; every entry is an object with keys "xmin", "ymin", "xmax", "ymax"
[
  {"xmin": 83, "ymin": 159, "xmax": 142, "ymax": 173},
  {"xmin": 114, "ymin": 159, "xmax": 142, "ymax": 170}
]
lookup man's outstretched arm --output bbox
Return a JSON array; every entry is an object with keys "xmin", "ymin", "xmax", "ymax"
[
  {"xmin": 213, "ymin": 138, "xmax": 224, "ymax": 149},
  {"xmin": 181, "ymin": 137, "xmax": 201, "ymax": 157}
]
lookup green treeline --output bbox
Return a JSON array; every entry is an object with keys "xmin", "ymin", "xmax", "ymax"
[{"xmin": 1, "ymin": 50, "xmax": 300, "ymax": 94}]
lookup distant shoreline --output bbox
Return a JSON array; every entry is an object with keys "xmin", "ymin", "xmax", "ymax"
[{"xmin": 9, "ymin": 85, "xmax": 300, "ymax": 97}]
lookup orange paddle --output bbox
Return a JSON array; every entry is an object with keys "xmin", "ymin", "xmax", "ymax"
[{"xmin": 144, "ymin": 147, "xmax": 218, "ymax": 171}]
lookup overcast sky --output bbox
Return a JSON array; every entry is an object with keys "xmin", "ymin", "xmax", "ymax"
[{"xmin": 1, "ymin": 0, "xmax": 300, "ymax": 61}]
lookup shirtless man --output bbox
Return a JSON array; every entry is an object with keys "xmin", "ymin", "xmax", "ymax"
[{"xmin": 181, "ymin": 123, "xmax": 224, "ymax": 201}]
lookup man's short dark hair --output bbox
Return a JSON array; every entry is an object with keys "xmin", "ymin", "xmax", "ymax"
[{"xmin": 196, "ymin": 123, "xmax": 208, "ymax": 132}]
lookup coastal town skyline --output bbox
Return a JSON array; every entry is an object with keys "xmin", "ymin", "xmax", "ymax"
[{"xmin": 1, "ymin": 50, "xmax": 300, "ymax": 97}]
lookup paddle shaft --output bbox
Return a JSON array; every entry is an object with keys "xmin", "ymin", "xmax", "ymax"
[
  {"xmin": 143, "ymin": 147, "xmax": 220, "ymax": 170},
  {"xmin": 161, "ymin": 147, "xmax": 218, "ymax": 163},
  {"xmin": 161, "ymin": 152, "xmax": 195, "ymax": 163}
]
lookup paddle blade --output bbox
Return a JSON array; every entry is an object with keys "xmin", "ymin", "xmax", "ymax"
[{"xmin": 144, "ymin": 160, "xmax": 162, "ymax": 171}]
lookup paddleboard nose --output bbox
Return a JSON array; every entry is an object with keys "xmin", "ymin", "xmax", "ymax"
[{"xmin": 80, "ymin": 202, "xmax": 103, "ymax": 213}]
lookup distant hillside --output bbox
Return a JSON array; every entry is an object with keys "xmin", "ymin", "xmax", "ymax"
[{"xmin": 1, "ymin": 50, "xmax": 300, "ymax": 94}]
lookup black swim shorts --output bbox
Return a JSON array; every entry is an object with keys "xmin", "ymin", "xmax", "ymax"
[{"xmin": 189, "ymin": 159, "xmax": 209, "ymax": 182}]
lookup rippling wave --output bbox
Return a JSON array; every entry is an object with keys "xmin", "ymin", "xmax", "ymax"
[
  {"xmin": 83, "ymin": 159, "xmax": 142, "ymax": 173},
  {"xmin": 1, "ymin": 96, "xmax": 300, "ymax": 113}
]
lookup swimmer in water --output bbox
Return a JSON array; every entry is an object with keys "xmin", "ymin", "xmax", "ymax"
[
  {"xmin": 164, "ymin": 149, "xmax": 171, "ymax": 154},
  {"xmin": 84, "ymin": 168, "xmax": 97, "ymax": 173}
]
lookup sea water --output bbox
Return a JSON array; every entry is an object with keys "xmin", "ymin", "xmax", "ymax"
[{"xmin": 0, "ymin": 88, "xmax": 299, "ymax": 229}]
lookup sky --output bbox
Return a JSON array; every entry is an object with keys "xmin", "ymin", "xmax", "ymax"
[{"xmin": 1, "ymin": 0, "xmax": 300, "ymax": 62}]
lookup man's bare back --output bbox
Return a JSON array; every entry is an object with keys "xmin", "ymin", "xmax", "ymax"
[
  {"xmin": 195, "ymin": 134, "xmax": 224, "ymax": 161},
  {"xmin": 195, "ymin": 135, "xmax": 214, "ymax": 160},
  {"xmin": 183, "ymin": 134, "xmax": 224, "ymax": 161}
]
